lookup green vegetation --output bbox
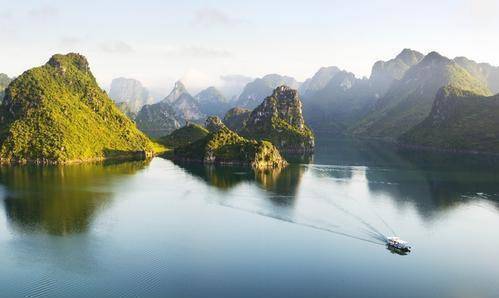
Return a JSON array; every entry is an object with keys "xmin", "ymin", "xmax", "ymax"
[
  {"xmin": 158, "ymin": 123, "xmax": 209, "ymax": 148},
  {"xmin": 0, "ymin": 53, "xmax": 159, "ymax": 164},
  {"xmin": 115, "ymin": 101, "xmax": 138, "ymax": 119},
  {"xmin": 174, "ymin": 121, "xmax": 287, "ymax": 169},
  {"xmin": 352, "ymin": 52, "xmax": 491, "ymax": 138},
  {"xmin": 241, "ymin": 86, "xmax": 315, "ymax": 152},
  {"xmin": 400, "ymin": 86, "xmax": 499, "ymax": 153}
]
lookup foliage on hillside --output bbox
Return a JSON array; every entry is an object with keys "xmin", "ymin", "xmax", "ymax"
[
  {"xmin": 158, "ymin": 123, "xmax": 208, "ymax": 148},
  {"xmin": 400, "ymin": 86, "xmax": 499, "ymax": 153},
  {"xmin": 174, "ymin": 125, "xmax": 287, "ymax": 169},
  {"xmin": 0, "ymin": 53, "xmax": 157, "ymax": 164},
  {"xmin": 352, "ymin": 52, "xmax": 491, "ymax": 138}
]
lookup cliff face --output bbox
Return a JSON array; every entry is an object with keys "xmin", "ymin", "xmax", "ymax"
[
  {"xmin": 241, "ymin": 85, "xmax": 315, "ymax": 153},
  {"xmin": 205, "ymin": 116, "xmax": 226, "ymax": 133},
  {"xmin": 173, "ymin": 116, "xmax": 287, "ymax": 170},
  {"xmin": 108, "ymin": 77, "xmax": 152, "ymax": 114},
  {"xmin": 166, "ymin": 81, "xmax": 205, "ymax": 122},
  {"xmin": 0, "ymin": 53, "xmax": 155, "ymax": 164},
  {"xmin": 223, "ymin": 107, "xmax": 251, "ymax": 132}
]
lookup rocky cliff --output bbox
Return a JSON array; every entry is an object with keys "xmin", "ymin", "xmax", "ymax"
[
  {"xmin": 108, "ymin": 77, "xmax": 152, "ymax": 114},
  {"xmin": 241, "ymin": 85, "xmax": 315, "ymax": 153},
  {"xmin": 223, "ymin": 107, "xmax": 251, "ymax": 132}
]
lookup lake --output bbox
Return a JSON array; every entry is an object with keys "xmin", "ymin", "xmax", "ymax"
[{"xmin": 1, "ymin": 137, "xmax": 499, "ymax": 297}]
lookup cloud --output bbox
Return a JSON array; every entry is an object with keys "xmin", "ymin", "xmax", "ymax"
[
  {"xmin": 218, "ymin": 74, "xmax": 253, "ymax": 98},
  {"xmin": 179, "ymin": 69, "xmax": 221, "ymax": 94},
  {"xmin": 99, "ymin": 41, "xmax": 134, "ymax": 54},
  {"xmin": 166, "ymin": 46, "xmax": 232, "ymax": 59},
  {"xmin": 28, "ymin": 5, "xmax": 59, "ymax": 19},
  {"xmin": 193, "ymin": 8, "xmax": 243, "ymax": 27}
]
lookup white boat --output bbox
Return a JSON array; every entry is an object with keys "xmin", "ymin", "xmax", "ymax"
[{"xmin": 386, "ymin": 237, "xmax": 411, "ymax": 252}]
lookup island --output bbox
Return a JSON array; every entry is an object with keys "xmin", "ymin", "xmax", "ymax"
[
  {"xmin": 0, "ymin": 53, "xmax": 163, "ymax": 164},
  {"xmin": 172, "ymin": 116, "xmax": 287, "ymax": 170}
]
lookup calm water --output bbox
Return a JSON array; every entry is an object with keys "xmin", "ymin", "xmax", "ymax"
[{"xmin": 1, "ymin": 137, "xmax": 499, "ymax": 297}]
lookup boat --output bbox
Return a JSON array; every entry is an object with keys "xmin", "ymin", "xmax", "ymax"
[{"xmin": 386, "ymin": 236, "xmax": 411, "ymax": 252}]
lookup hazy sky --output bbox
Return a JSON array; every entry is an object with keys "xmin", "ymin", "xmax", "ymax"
[{"xmin": 1, "ymin": 0, "xmax": 498, "ymax": 93}]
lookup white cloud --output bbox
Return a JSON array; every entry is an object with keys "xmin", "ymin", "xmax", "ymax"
[
  {"xmin": 99, "ymin": 41, "xmax": 134, "ymax": 54},
  {"xmin": 218, "ymin": 74, "xmax": 253, "ymax": 98},
  {"xmin": 180, "ymin": 69, "xmax": 222, "ymax": 94},
  {"xmin": 28, "ymin": 5, "xmax": 59, "ymax": 19},
  {"xmin": 193, "ymin": 8, "xmax": 243, "ymax": 27}
]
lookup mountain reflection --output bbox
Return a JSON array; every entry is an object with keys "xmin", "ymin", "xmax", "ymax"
[
  {"xmin": 365, "ymin": 152, "xmax": 499, "ymax": 218},
  {"xmin": 0, "ymin": 160, "xmax": 148, "ymax": 236},
  {"xmin": 172, "ymin": 161, "xmax": 306, "ymax": 197},
  {"xmin": 314, "ymin": 136, "xmax": 499, "ymax": 218}
]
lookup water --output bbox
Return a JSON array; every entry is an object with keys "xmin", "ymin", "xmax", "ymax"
[{"xmin": 1, "ymin": 137, "xmax": 499, "ymax": 297}]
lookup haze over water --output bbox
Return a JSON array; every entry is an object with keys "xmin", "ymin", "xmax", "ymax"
[{"xmin": 1, "ymin": 137, "xmax": 499, "ymax": 297}]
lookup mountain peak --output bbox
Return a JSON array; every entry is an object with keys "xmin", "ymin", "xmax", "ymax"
[
  {"xmin": 165, "ymin": 80, "xmax": 189, "ymax": 102},
  {"xmin": 420, "ymin": 51, "xmax": 450, "ymax": 65},
  {"xmin": 272, "ymin": 85, "xmax": 298, "ymax": 101},
  {"xmin": 395, "ymin": 48, "xmax": 424, "ymax": 63},
  {"xmin": 241, "ymin": 85, "xmax": 314, "ymax": 152},
  {"xmin": 205, "ymin": 116, "xmax": 226, "ymax": 133},
  {"xmin": 47, "ymin": 53, "xmax": 90, "ymax": 73},
  {"xmin": 174, "ymin": 80, "xmax": 187, "ymax": 91}
]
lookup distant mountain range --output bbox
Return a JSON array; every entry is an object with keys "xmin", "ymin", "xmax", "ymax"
[
  {"xmin": 109, "ymin": 77, "xmax": 153, "ymax": 116},
  {"xmin": 351, "ymin": 51, "xmax": 491, "ymax": 138},
  {"xmin": 400, "ymin": 86, "xmax": 499, "ymax": 153},
  {"xmin": 0, "ymin": 73, "xmax": 13, "ymax": 102},
  {"xmin": 235, "ymin": 74, "xmax": 301, "ymax": 110},
  {"xmin": 298, "ymin": 49, "xmax": 497, "ymax": 142},
  {"xmin": 86, "ymin": 48, "xmax": 499, "ymax": 155},
  {"xmin": 195, "ymin": 86, "xmax": 230, "ymax": 117}
]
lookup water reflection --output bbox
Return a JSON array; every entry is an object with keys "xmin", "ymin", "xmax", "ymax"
[
  {"xmin": 0, "ymin": 160, "xmax": 149, "ymax": 235},
  {"xmin": 171, "ymin": 161, "xmax": 306, "ymax": 197},
  {"xmin": 313, "ymin": 136, "xmax": 499, "ymax": 218}
]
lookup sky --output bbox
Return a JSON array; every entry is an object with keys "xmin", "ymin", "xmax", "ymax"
[{"xmin": 1, "ymin": 0, "xmax": 498, "ymax": 95}]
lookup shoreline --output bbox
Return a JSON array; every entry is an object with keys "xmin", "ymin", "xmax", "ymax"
[{"xmin": 0, "ymin": 150, "xmax": 158, "ymax": 166}]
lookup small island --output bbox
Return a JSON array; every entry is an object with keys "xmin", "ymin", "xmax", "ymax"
[{"xmin": 170, "ymin": 116, "xmax": 287, "ymax": 170}]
